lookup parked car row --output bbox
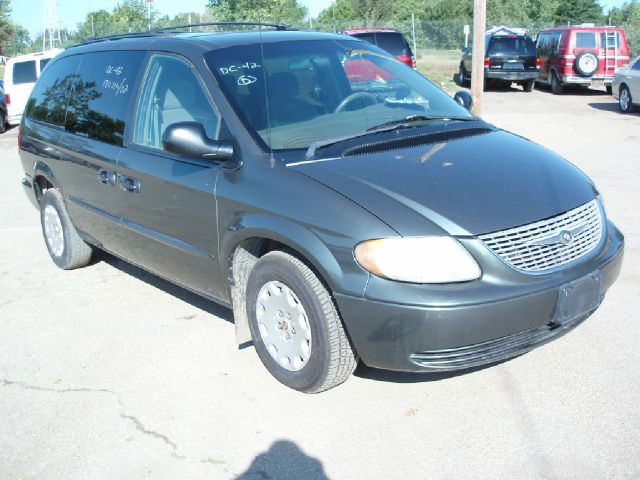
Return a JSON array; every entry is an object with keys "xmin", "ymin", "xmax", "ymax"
[{"xmin": 458, "ymin": 25, "xmax": 632, "ymax": 95}]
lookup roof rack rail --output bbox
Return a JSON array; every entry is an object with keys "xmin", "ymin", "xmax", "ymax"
[
  {"xmin": 153, "ymin": 21, "xmax": 289, "ymax": 33},
  {"xmin": 76, "ymin": 31, "xmax": 159, "ymax": 47}
]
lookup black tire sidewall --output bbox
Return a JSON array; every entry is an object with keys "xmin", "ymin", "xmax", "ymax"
[
  {"xmin": 40, "ymin": 190, "xmax": 76, "ymax": 269},
  {"xmin": 551, "ymin": 71, "xmax": 562, "ymax": 94},
  {"xmin": 246, "ymin": 254, "xmax": 332, "ymax": 392},
  {"xmin": 0, "ymin": 112, "xmax": 5, "ymax": 133}
]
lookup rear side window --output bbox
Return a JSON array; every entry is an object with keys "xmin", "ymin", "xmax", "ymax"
[
  {"xmin": 25, "ymin": 55, "xmax": 82, "ymax": 126},
  {"xmin": 633, "ymin": 59, "xmax": 640, "ymax": 71},
  {"xmin": 40, "ymin": 58, "xmax": 51, "ymax": 71},
  {"xmin": 600, "ymin": 32, "xmax": 622, "ymax": 50},
  {"xmin": 576, "ymin": 32, "xmax": 597, "ymax": 49},
  {"xmin": 13, "ymin": 61, "xmax": 37, "ymax": 84},
  {"xmin": 489, "ymin": 37, "xmax": 536, "ymax": 56},
  {"xmin": 65, "ymin": 51, "xmax": 146, "ymax": 146},
  {"xmin": 374, "ymin": 33, "xmax": 409, "ymax": 56}
]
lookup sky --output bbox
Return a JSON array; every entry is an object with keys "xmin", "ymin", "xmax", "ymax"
[{"xmin": 11, "ymin": 0, "xmax": 628, "ymax": 39}]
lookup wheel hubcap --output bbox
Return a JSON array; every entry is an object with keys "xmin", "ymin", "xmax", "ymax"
[
  {"xmin": 256, "ymin": 280, "xmax": 312, "ymax": 372},
  {"xmin": 44, "ymin": 204, "xmax": 64, "ymax": 257},
  {"xmin": 620, "ymin": 89, "xmax": 630, "ymax": 110}
]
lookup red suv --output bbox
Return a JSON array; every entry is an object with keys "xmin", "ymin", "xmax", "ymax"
[
  {"xmin": 340, "ymin": 28, "xmax": 416, "ymax": 69},
  {"xmin": 536, "ymin": 25, "xmax": 631, "ymax": 94}
]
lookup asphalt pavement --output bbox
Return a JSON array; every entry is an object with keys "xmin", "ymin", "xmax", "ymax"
[{"xmin": 1, "ymin": 86, "xmax": 639, "ymax": 479}]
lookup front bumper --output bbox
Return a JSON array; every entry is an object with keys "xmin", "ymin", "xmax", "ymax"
[
  {"xmin": 335, "ymin": 221, "xmax": 624, "ymax": 372},
  {"xmin": 485, "ymin": 70, "xmax": 538, "ymax": 81}
]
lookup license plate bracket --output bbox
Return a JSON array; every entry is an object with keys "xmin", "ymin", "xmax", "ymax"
[{"xmin": 554, "ymin": 272, "xmax": 603, "ymax": 325}]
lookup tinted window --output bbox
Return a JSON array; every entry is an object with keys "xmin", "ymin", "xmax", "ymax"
[
  {"xmin": 374, "ymin": 32, "xmax": 409, "ymax": 56},
  {"xmin": 65, "ymin": 51, "xmax": 146, "ymax": 146},
  {"xmin": 40, "ymin": 58, "xmax": 51, "ymax": 71},
  {"xmin": 206, "ymin": 39, "xmax": 472, "ymax": 151},
  {"xmin": 576, "ymin": 32, "xmax": 597, "ymax": 49},
  {"xmin": 488, "ymin": 37, "xmax": 536, "ymax": 56},
  {"xmin": 633, "ymin": 59, "xmax": 640, "ymax": 71},
  {"xmin": 25, "ymin": 55, "xmax": 82, "ymax": 126},
  {"xmin": 352, "ymin": 33, "xmax": 375, "ymax": 44},
  {"xmin": 134, "ymin": 54, "xmax": 220, "ymax": 149},
  {"xmin": 13, "ymin": 61, "xmax": 37, "ymax": 84}
]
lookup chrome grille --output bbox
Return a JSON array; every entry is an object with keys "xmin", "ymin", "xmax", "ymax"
[{"xmin": 478, "ymin": 199, "xmax": 603, "ymax": 272}]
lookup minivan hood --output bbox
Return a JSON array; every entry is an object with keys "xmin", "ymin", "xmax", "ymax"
[{"xmin": 291, "ymin": 129, "xmax": 597, "ymax": 236}]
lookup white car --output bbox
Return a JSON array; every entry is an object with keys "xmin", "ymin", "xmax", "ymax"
[
  {"xmin": 3, "ymin": 49, "xmax": 63, "ymax": 126},
  {"xmin": 612, "ymin": 55, "xmax": 640, "ymax": 113}
]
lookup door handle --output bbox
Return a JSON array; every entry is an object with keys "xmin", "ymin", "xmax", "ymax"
[
  {"xmin": 98, "ymin": 169, "xmax": 116, "ymax": 186},
  {"xmin": 119, "ymin": 175, "xmax": 141, "ymax": 193}
]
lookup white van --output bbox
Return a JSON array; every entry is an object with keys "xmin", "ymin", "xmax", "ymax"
[{"xmin": 3, "ymin": 49, "xmax": 63, "ymax": 126}]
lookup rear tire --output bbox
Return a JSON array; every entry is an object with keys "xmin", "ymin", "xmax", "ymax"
[
  {"xmin": 606, "ymin": 85, "xmax": 613, "ymax": 95},
  {"xmin": 523, "ymin": 80, "xmax": 535, "ymax": 92},
  {"xmin": 619, "ymin": 85, "xmax": 634, "ymax": 113},
  {"xmin": 246, "ymin": 250, "xmax": 357, "ymax": 393},
  {"xmin": 0, "ymin": 112, "xmax": 6, "ymax": 134},
  {"xmin": 550, "ymin": 71, "xmax": 563, "ymax": 95},
  {"xmin": 458, "ymin": 65, "xmax": 470, "ymax": 87},
  {"xmin": 40, "ymin": 189, "xmax": 93, "ymax": 270}
]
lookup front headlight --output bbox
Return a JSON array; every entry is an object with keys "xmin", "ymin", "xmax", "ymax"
[{"xmin": 354, "ymin": 237, "xmax": 481, "ymax": 284}]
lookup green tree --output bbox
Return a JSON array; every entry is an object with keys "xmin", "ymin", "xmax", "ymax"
[
  {"xmin": 4, "ymin": 24, "xmax": 31, "ymax": 55},
  {"xmin": 207, "ymin": 0, "xmax": 307, "ymax": 25},
  {"xmin": 555, "ymin": 0, "xmax": 603, "ymax": 24},
  {"xmin": 0, "ymin": 0, "xmax": 14, "ymax": 54}
]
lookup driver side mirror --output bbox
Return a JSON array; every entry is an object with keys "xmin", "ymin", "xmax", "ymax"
[
  {"xmin": 162, "ymin": 122, "xmax": 234, "ymax": 161},
  {"xmin": 453, "ymin": 90, "xmax": 473, "ymax": 111}
]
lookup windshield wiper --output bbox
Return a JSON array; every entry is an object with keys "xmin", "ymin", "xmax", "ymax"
[
  {"xmin": 366, "ymin": 114, "xmax": 476, "ymax": 132},
  {"xmin": 304, "ymin": 115, "xmax": 477, "ymax": 161}
]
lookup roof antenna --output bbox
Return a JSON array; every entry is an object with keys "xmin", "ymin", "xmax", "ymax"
[{"xmin": 258, "ymin": 19, "xmax": 275, "ymax": 168}]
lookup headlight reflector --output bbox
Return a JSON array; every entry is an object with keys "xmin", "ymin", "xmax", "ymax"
[{"xmin": 354, "ymin": 237, "xmax": 481, "ymax": 283}]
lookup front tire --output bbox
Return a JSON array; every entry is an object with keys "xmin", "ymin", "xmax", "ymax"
[
  {"xmin": 40, "ymin": 189, "xmax": 93, "ymax": 269},
  {"xmin": 246, "ymin": 251, "xmax": 357, "ymax": 393},
  {"xmin": 619, "ymin": 85, "xmax": 634, "ymax": 113}
]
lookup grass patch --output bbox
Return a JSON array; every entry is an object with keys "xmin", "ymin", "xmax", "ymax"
[{"xmin": 415, "ymin": 49, "xmax": 462, "ymax": 90}]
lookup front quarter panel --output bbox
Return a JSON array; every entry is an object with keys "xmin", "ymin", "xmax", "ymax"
[{"xmin": 216, "ymin": 156, "xmax": 399, "ymax": 300}]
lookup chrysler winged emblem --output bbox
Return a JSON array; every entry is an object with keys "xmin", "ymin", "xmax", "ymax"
[{"xmin": 529, "ymin": 224, "xmax": 586, "ymax": 247}]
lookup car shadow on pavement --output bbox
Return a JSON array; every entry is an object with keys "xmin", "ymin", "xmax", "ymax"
[
  {"xmin": 588, "ymin": 102, "xmax": 626, "ymax": 113},
  {"xmin": 93, "ymin": 249, "xmax": 234, "ymax": 323},
  {"xmin": 354, "ymin": 357, "xmax": 513, "ymax": 384},
  {"xmin": 235, "ymin": 440, "xmax": 328, "ymax": 480},
  {"xmin": 535, "ymin": 84, "xmax": 608, "ymax": 96}
]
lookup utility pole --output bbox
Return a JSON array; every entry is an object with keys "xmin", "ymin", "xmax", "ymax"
[
  {"xmin": 147, "ymin": 0, "xmax": 152, "ymax": 31},
  {"xmin": 411, "ymin": 13, "xmax": 417, "ymax": 58},
  {"xmin": 471, "ymin": 0, "xmax": 486, "ymax": 116}
]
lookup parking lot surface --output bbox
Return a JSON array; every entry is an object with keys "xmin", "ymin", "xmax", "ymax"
[{"xmin": 1, "ymin": 87, "xmax": 639, "ymax": 479}]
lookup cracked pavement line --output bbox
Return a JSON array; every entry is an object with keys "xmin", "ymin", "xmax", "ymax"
[{"xmin": 1, "ymin": 378, "xmax": 228, "ymax": 471}]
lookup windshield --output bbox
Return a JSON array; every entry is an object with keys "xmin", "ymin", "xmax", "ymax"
[{"xmin": 205, "ymin": 39, "xmax": 472, "ymax": 151}]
